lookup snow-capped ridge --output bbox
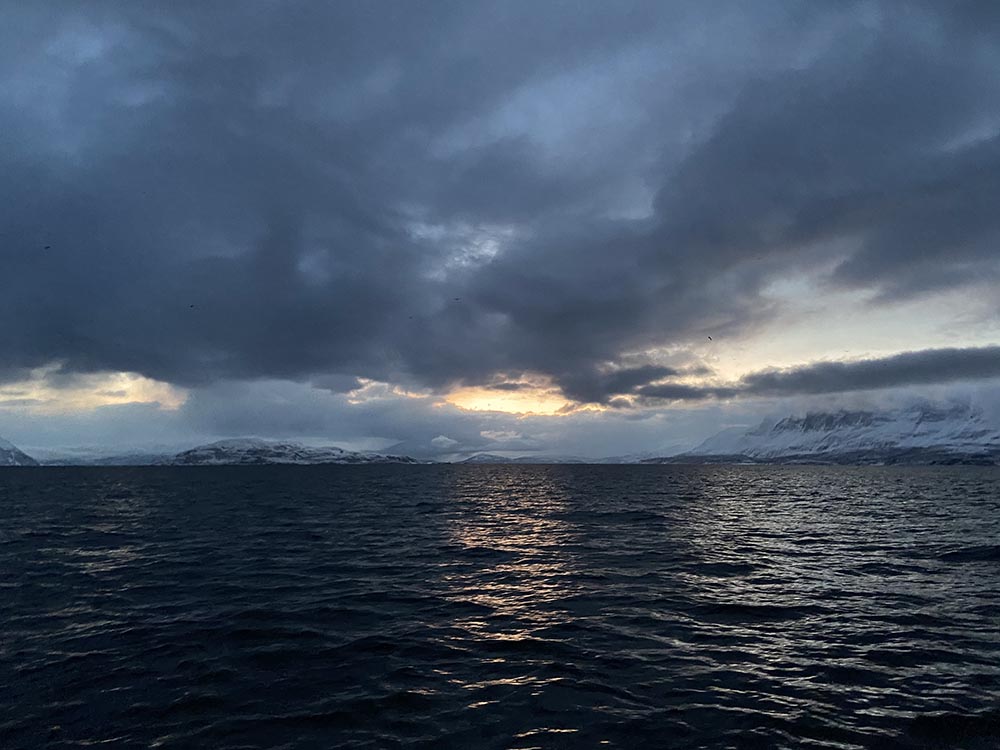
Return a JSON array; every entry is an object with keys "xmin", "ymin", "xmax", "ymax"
[
  {"xmin": 674, "ymin": 403, "xmax": 1000, "ymax": 464},
  {"xmin": 169, "ymin": 437, "xmax": 417, "ymax": 465},
  {"xmin": 0, "ymin": 436, "xmax": 39, "ymax": 466},
  {"xmin": 457, "ymin": 453, "xmax": 587, "ymax": 464}
]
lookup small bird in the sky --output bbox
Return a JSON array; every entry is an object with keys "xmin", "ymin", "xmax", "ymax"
[
  {"xmin": 453, "ymin": 297, "xmax": 461, "ymax": 301},
  {"xmin": 707, "ymin": 336, "xmax": 713, "ymax": 341},
  {"xmin": 189, "ymin": 304, "xmax": 196, "ymax": 309},
  {"xmin": 44, "ymin": 245, "xmax": 51, "ymax": 250}
]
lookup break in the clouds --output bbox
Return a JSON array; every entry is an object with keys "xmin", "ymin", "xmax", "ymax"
[
  {"xmin": 2, "ymin": 1, "xmax": 1000, "ymax": 453},
  {"xmin": 632, "ymin": 346, "xmax": 1000, "ymax": 403}
]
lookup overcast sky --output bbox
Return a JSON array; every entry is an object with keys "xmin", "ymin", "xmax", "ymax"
[{"xmin": 2, "ymin": 1, "xmax": 1000, "ymax": 458}]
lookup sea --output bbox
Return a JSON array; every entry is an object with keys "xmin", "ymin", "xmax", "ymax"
[{"xmin": 1, "ymin": 465, "xmax": 998, "ymax": 749}]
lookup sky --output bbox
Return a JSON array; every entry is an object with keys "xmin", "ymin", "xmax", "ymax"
[{"xmin": 2, "ymin": 1, "xmax": 1000, "ymax": 459}]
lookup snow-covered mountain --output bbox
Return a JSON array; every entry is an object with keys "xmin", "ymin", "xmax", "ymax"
[
  {"xmin": 457, "ymin": 453, "xmax": 518, "ymax": 464},
  {"xmin": 595, "ymin": 452, "xmax": 668, "ymax": 464},
  {"xmin": 34, "ymin": 447, "xmax": 177, "ymax": 466},
  {"xmin": 457, "ymin": 453, "xmax": 587, "ymax": 464},
  {"xmin": 168, "ymin": 438, "xmax": 418, "ymax": 465},
  {"xmin": 0, "ymin": 437, "xmax": 39, "ymax": 466},
  {"xmin": 655, "ymin": 404, "xmax": 1000, "ymax": 465}
]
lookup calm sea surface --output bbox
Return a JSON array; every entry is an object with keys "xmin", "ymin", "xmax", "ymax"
[{"xmin": 1, "ymin": 465, "xmax": 998, "ymax": 749}]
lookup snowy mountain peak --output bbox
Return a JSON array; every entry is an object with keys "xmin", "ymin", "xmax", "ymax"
[
  {"xmin": 204, "ymin": 438, "xmax": 274, "ymax": 449},
  {"xmin": 771, "ymin": 410, "xmax": 879, "ymax": 433},
  {"xmin": 194, "ymin": 438, "xmax": 347, "ymax": 455},
  {"xmin": 169, "ymin": 438, "xmax": 417, "ymax": 465},
  {"xmin": 682, "ymin": 403, "xmax": 1000, "ymax": 464},
  {"xmin": 0, "ymin": 436, "xmax": 39, "ymax": 466}
]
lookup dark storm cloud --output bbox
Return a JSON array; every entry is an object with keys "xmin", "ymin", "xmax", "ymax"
[
  {"xmin": 740, "ymin": 346, "xmax": 1000, "ymax": 397},
  {"xmin": 311, "ymin": 374, "xmax": 364, "ymax": 394},
  {"xmin": 635, "ymin": 384, "xmax": 734, "ymax": 402},
  {"xmin": 631, "ymin": 346, "xmax": 1000, "ymax": 403},
  {"xmin": 1, "ymin": 1, "xmax": 999, "ymax": 402},
  {"xmin": 558, "ymin": 365, "xmax": 681, "ymax": 404}
]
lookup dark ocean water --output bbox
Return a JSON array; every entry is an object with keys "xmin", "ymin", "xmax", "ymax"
[{"xmin": 1, "ymin": 465, "xmax": 999, "ymax": 749}]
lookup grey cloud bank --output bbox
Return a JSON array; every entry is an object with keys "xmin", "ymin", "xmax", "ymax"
[
  {"xmin": 548, "ymin": 347, "xmax": 1000, "ymax": 405},
  {"xmin": 1, "ymin": 1, "xmax": 999, "ymax": 451},
  {"xmin": 738, "ymin": 347, "xmax": 1000, "ymax": 398}
]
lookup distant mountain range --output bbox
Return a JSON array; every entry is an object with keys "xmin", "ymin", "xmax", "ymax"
[
  {"xmin": 645, "ymin": 404, "xmax": 1000, "ymax": 465},
  {"xmin": 168, "ymin": 438, "xmax": 419, "ymax": 465},
  {"xmin": 1, "ymin": 437, "xmax": 420, "ymax": 466},
  {"xmin": 458, "ymin": 453, "xmax": 587, "ymax": 464},
  {"xmin": 5, "ymin": 405, "xmax": 1000, "ymax": 467}
]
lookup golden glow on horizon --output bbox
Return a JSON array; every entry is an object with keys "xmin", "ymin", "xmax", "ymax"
[
  {"xmin": 445, "ymin": 385, "xmax": 577, "ymax": 415},
  {"xmin": 341, "ymin": 375, "xmax": 589, "ymax": 415},
  {"xmin": 699, "ymin": 278, "xmax": 1000, "ymax": 384},
  {"xmin": 0, "ymin": 367, "xmax": 188, "ymax": 414},
  {"xmin": 10, "ymin": 273, "xmax": 1000, "ymax": 423}
]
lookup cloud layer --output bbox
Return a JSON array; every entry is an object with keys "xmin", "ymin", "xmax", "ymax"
[
  {"xmin": 628, "ymin": 346, "xmax": 1000, "ymax": 403},
  {"xmin": 2, "ymin": 2, "xmax": 999, "ymax": 450}
]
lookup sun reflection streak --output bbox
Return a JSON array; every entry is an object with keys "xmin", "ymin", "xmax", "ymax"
[{"xmin": 441, "ymin": 468, "xmax": 582, "ymax": 639}]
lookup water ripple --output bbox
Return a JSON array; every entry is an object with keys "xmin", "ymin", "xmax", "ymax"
[{"xmin": 1, "ymin": 464, "xmax": 999, "ymax": 748}]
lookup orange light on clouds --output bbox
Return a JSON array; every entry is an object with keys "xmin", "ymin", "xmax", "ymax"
[{"xmin": 444, "ymin": 385, "xmax": 576, "ymax": 416}]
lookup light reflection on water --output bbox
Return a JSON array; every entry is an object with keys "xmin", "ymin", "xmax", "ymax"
[
  {"xmin": 444, "ymin": 467, "xmax": 580, "ymax": 621},
  {"xmin": 1, "ymin": 465, "xmax": 999, "ymax": 749},
  {"xmin": 441, "ymin": 467, "xmax": 589, "ymax": 731}
]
